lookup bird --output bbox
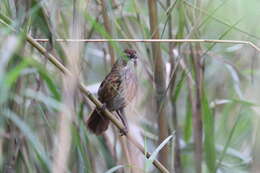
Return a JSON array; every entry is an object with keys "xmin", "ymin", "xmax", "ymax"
[{"xmin": 87, "ymin": 49, "xmax": 138, "ymax": 135}]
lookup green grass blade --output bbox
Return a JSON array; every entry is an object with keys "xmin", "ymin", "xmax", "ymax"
[
  {"xmin": 202, "ymin": 90, "xmax": 216, "ymax": 172},
  {"xmin": 184, "ymin": 95, "xmax": 192, "ymax": 142},
  {"xmin": 145, "ymin": 132, "xmax": 175, "ymax": 170},
  {"xmin": 105, "ymin": 165, "xmax": 125, "ymax": 173},
  {"xmin": 4, "ymin": 59, "xmax": 30, "ymax": 89}
]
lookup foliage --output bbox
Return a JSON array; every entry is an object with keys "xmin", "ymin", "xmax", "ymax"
[{"xmin": 0, "ymin": 0, "xmax": 259, "ymax": 173}]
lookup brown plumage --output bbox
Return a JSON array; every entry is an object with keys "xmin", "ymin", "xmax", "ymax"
[{"xmin": 87, "ymin": 49, "xmax": 138, "ymax": 135}]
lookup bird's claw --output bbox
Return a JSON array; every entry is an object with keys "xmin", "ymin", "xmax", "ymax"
[
  {"xmin": 99, "ymin": 103, "xmax": 107, "ymax": 112},
  {"xmin": 119, "ymin": 127, "xmax": 128, "ymax": 136}
]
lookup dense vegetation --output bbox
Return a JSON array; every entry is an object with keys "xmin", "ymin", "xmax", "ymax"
[{"xmin": 0, "ymin": 0, "xmax": 259, "ymax": 173}]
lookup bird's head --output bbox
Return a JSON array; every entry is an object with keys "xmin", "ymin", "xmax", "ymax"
[
  {"xmin": 123, "ymin": 49, "xmax": 138, "ymax": 67},
  {"xmin": 124, "ymin": 49, "xmax": 138, "ymax": 60},
  {"xmin": 111, "ymin": 49, "xmax": 138, "ymax": 70}
]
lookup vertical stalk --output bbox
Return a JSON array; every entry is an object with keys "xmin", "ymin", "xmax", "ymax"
[
  {"xmin": 52, "ymin": 0, "xmax": 82, "ymax": 172},
  {"xmin": 188, "ymin": 0, "xmax": 203, "ymax": 171},
  {"xmin": 100, "ymin": 0, "xmax": 115, "ymax": 65},
  {"xmin": 252, "ymin": 119, "xmax": 260, "ymax": 173},
  {"xmin": 148, "ymin": 0, "xmax": 168, "ymax": 168},
  {"xmin": 120, "ymin": 137, "xmax": 132, "ymax": 173},
  {"xmin": 167, "ymin": 0, "xmax": 182, "ymax": 172},
  {"xmin": 3, "ymin": 78, "xmax": 22, "ymax": 173},
  {"xmin": 190, "ymin": 44, "xmax": 204, "ymax": 173}
]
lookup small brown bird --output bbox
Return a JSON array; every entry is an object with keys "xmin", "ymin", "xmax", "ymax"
[{"xmin": 87, "ymin": 49, "xmax": 138, "ymax": 135}]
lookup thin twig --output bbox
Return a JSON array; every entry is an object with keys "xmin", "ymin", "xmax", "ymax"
[
  {"xmin": 33, "ymin": 38, "xmax": 260, "ymax": 52},
  {"xmin": 183, "ymin": 0, "xmax": 260, "ymax": 40}
]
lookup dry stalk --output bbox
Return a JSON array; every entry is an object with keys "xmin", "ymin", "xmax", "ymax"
[
  {"xmin": 167, "ymin": 0, "xmax": 182, "ymax": 172},
  {"xmin": 52, "ymin": 2, "xmax": 83, "ymax": 172},
  {"xmin": 100, "ymin": 0, "xmax": 116, "ymax": 65},
  {"xmin": 148, "ymin": 0, "xmax": 169, "ymax": 168},
  {"xmin": 120, "ymin": 137, "xmax": 132, "ymax": 173},
  {"xmin": 32, "ymin": 38, "xmax": 260, "ymax": 52}
]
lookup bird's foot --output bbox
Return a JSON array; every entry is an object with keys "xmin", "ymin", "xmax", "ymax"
[
  {"xmin": 119, "ymin": 127, "xmax": 128, "ymax": 136},
  {"xmin": 99, "ymin": 103, "xmax": 107, "ymax": 112}
]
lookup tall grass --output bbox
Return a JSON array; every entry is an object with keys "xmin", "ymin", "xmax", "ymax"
[{"xmin": 0, "ymin": 0, "xmax": 259, "ymax": 173}]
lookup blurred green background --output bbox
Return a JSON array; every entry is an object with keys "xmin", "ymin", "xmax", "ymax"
[{"xmin": 0, "ymin": 0, "xmax": 259, "ymax": 173}]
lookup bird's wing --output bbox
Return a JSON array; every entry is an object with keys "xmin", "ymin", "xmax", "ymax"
[{"xmin": 97, "ymin": 71, "xmax": 122, "ymax": 104}]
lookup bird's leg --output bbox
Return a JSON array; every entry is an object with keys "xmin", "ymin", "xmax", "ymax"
[
  {"xmin": 96, "ymin": 103, "xmax": 107, "ymax": 120},
  {"xmin": 116, "ymin": 108, "xmax": 128, "ymax": 136},
  {"xmin": 98, "ymin": 103, "xmax": 107, "ymax": 112}
]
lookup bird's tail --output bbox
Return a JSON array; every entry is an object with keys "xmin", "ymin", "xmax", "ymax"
[{"xmin": 87, "ymin": 108, "xmax": 109, "ymax": 135}]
